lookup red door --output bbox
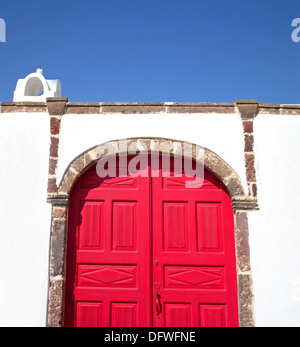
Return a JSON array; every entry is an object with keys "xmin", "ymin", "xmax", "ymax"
[{"xmin": 64, "ymin": 156, "xmax": 239, "ymax": 327}]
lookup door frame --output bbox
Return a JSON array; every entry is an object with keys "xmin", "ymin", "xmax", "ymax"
[{"xmin": 46, "ymin": 138, "xmax": 258, "ymax": 327}]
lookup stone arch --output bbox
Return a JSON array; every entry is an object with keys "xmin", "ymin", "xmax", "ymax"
[
  {"xmin": 56, "ymin": 138, "xmax": 256, "ymax": 210},
  {"xmin": 47, "ymin": 138, "xmax": 256, "ymax": 327}
]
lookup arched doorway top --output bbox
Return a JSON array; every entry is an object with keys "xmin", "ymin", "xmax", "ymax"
[
  {"xmin": 56, "ymin": 138, "xmax": 258, "ymax": 211},
  {"xmin": 47, "ymin": 137, "xmax": 257, "ymax": 327}
]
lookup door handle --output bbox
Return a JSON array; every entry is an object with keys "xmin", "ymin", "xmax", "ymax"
[
  {"xmin": 155, "ymin": 292, "xmax": 162, "ymax": 318},
  {"xmin": 154, "ymin": 282, "xmax": 162, "ymax": 318}
]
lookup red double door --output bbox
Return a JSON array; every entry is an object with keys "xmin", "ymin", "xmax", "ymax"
[{"xmin": 64, "ymin": 157, "xmax": 239, "ymax": 327}]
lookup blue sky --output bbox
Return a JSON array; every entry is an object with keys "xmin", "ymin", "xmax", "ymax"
[{"xmin": 0, "ymin": 0, "xmax": 300, "ymax": 103}]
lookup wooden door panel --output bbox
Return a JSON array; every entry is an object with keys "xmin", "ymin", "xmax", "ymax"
[
  {"xmin": 200, "ymin": 305, "xmax": 227, "ymax": 328},
  {"xmin": 112, "ymin": 202, "xmax": 137, "ymax": 251},
  {"xmin": 152, "ymin": 157, "xmax": 239, "ymax": 328},
  {"xmin": 163, "ymin": 202, "xmax": 189, "ymax": 252},
  {"xmin": 111, "ymin": 303, "xmax": 138, "ymax": 327},
  {"xmin": 196, "ymin": 203, "xmax": 223, "ymax": 252},
  {"xmin": 78, "ymin": 201, "xmax": 104, "ymax": 250},
  {"xmin": 77, "ymin": 265, "xmax": 137, "ymax": 288},
  {"xmin": 165, "ymin": 266, "xmax": 225, "ymax": 289},
  {"xmin": 165, "ymin": 304, "xmax": 192, "ymax": 327},
  {"xmin": 76, "ymin": 302, "xmax": 103, "ymax": 328},
  {"xmin": 65, "ymin": 161, "xmax": 151, "ymax": 327}
]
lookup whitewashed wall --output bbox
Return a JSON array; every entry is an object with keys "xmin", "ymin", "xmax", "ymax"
[
  {"xmin": 0, "ymin": 113, "xmax": 51, "ymax": 327},
  {"xmin": 248, "ymin": 114, "xmax": 300, "ymax": 327},
  {"xmin": 1, "ymin": 110, "xmax": 300, "ymax": 327}
]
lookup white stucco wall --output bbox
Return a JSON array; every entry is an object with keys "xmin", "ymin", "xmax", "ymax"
[
  {"xmin": 1, "ymin": 109, "xmax": 300, "ymax": 327},
  {"xmin": 248, "ymin": 114, "xmax": 300, "ymax": 327},
  {"xmin": 0, "ymin": 113, "xmax": 51, "ymax": 327},
  {"xmin": 57, "ymin": 112, "xmax": 247, "ymax": 191}
]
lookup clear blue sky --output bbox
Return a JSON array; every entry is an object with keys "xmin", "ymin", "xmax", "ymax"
[{"xmin": 0, "ymin": 0, "xmax": 300, "ymax": 103}]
